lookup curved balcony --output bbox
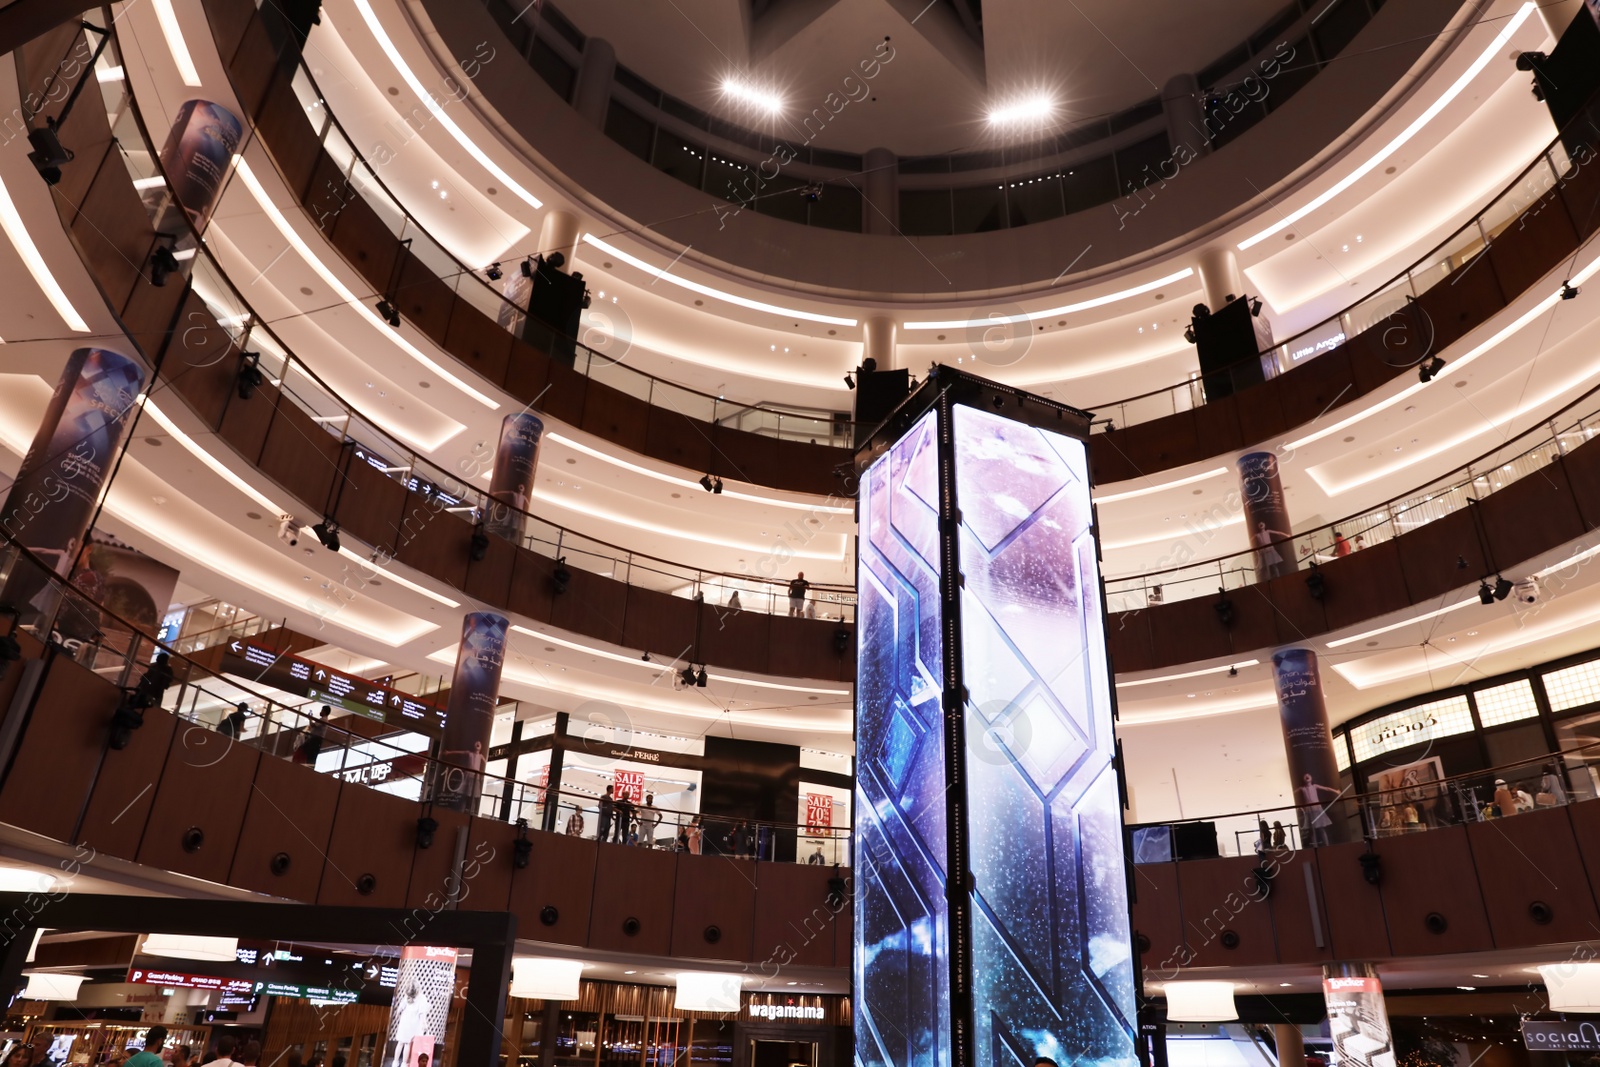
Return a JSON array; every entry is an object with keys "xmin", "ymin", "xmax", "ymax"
[
  {"xmin": 1106, "ymin": 385, "xmax": 1600, "ymax": 671},
  {"xmin": 0, "ymin": 538, "xmax": 852, "ymax": 968},
  {"xmin": 20, "ymin": 19, "xmax": 855, "ymax": 682},
  {"xmin": 202, "ymin": 0, "xmax": 1600, "ymax": 500},
  {"xmin": 1126, "ymin": 739, "xmax": 1600, "ymax": 977},
  {"xmin": 198, "ymin": 0, "xmax": 854, "ymax": 497}
]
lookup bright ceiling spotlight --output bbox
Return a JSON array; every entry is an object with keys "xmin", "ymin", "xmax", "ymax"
[
  {"xmin": 721, "ymin": 78, "xmax": 783, "ymax": 114},
  {"xmin": 988, "ymin": 93, "xmax": 1055, "ymax": 126},
  {"xmin": 1164, "ymin": 981, "xmax": 1238, "ymax": 1022}
]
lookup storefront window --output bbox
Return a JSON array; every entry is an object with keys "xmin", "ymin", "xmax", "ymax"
[{"xmin": 687, "ymin": 1018, "xmax": 734, "ymax": 1067}]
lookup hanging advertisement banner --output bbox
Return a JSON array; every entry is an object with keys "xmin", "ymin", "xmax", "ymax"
[
  {"xmin": 1273, "ymin": 648, "xmax": 1347, "ymax": 846},
  {"xmin": 142, "ymin": 100, "xmax": 242, "ymax": 247},
  {"xmin": 1322, "ymin": 967, "xmax": 1395, "ymax": 1067},
  {"xmin": 434, "ymin": 613, "xmax": 508, "ymax": 812},
  {"xmin": 1237, "ymin": 450, "xmax": 1295, "ymax": 582},
  {"xmin": 613, "ymin": 768, "xmax": 644, "ymax": 802},
  {"xmin": 383, "ymin": 947, "xmax": 456, "ymax": 1067},
  {"xmin": 58, "ymin": 531, "xmax": 180, "ymax": 646},
  {"xmin": 482, "ymin": 413, "xmax": 544, "ymax": 542},
  {"xmin": 0, "ymin": 348, "xmax": 147, "ymax": 626}
]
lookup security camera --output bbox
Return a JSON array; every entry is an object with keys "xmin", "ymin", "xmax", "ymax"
[
  {"xmin": 1513, "ymin": 576, "xmax": 1540, "ymax": 605},
  {"xmin": 277, "ymin": 516, "xmax": 300, "ymax": 547}
]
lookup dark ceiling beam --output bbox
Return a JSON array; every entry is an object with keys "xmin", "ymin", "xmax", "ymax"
[{"xmin": 0, "ymin": 0, "xmax": 101, "ymax": 59}]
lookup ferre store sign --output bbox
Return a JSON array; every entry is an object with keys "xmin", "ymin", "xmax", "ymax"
[{"xmin": 1521, "ymin": 1020, "xmax": 1600, "ymax": 1051}]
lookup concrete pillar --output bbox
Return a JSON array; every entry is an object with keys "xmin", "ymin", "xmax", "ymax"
[
  {"xmin": 1536, "ymin": 0, "xmax": 1584, "ymax": 40},
  {"xmin": 1271, "ymin": 648, "xmax": 1348, "ymax": 848},
  {"xmin": 573, "ymin": 37, "xmax": 615, "ymax": 129},
  {"xmin": 538, "ymin": 209, "xmax": 582, "ymax": 267},
  {"xmin": 862, "ymin": 315, "xmax": 898, "ymax": 371},
  {"xmin": 1274, "ymin": 1025, "xmax": 1305, "ymax": 1067},
  {"xmin": 1197, "ymin": 245, "xmax": 1247, "ymax": 313},
  {"xmin": 862, "ymin": 147, "xmax": 898, "ymax": 235},
  {"xmin": 1162, "ymin": 73, "xmax": 1209, "ymax": 158}
]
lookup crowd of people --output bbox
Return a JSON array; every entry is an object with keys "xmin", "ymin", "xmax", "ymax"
[
  {"xmin": 9, "ymin": 1030, "xmax": 289, "ymax": 1067},
  {"xmin": 556, "ymin": 789, "xmax": 775, "ymax": 859}
]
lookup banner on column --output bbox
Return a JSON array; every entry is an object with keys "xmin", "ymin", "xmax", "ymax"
[
  {"xmin": 435, "ymin": 613, "xmax": 508, "ymax": 812},
  {"xmin": 0, "ymin": 348, "xmax": 147, "ymax": 623},
  {"xmin": 143, "ymin": 100, "xmax": 242, "ymax": 247},
  {"xmin": 1323, "ymin": 972, "xmax": 1395, "ymax": 1067},
  {"xmin": 613, "ymin": 768, "xmax": 644, "ymax": 802},
  {"xmin": 1237, "ymin": 450, "xmax": 1294, "ymax": 582},
  {"xmin": 483, "ymin": 413, "xmax": 544, "ymax": 542},
  {"xmin": 383, "ymin": 947, "xmax": 456, "ymax": 1067},
  {"xmin": 1273, "ymin": 648, "xmax": 1346, "ymax": 846}
]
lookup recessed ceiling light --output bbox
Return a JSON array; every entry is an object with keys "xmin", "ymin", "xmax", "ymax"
[{"xmin": 1457, "ymin": 986, "xmax": 1476, "ymax": 991}]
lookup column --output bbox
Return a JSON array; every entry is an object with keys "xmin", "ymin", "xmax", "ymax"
[
  {"xmin": 145, "ymin": 100, "xmax": 243, "ymax": 257},
  {"xmin": 540, "ymin": 711, "xmax": 569, "ymax": 834},
  {"xmin": 862, "ymin": 147, "xmax": 898, "ymax": 235},
  {"xmin": 572, "ymin": 37, "xmax": 615, "ymax": 129},
  {"xmin": 482, "ymin": 412, "xmax": 544, "ymax": 543},
  {"xmin": 382, "ymin": 946, "xmax": 459, "ymax": 1067},
  {"xmin": 1196, "ymin": 246, "xmax": 1246, "ymax": 313},
  {"xmin": 434, "ymin": 612, "xmax": 509, "ymax": 813},
  {"xmin": 1272, "ymin": 648, "xmax": 1348, "ymax": 847},
  {"xmin": 1162, "ymin": 74, "xmax": 1209, "ymax": 160},
  {"xmin": 0, "ymin": 348, "xmax": 147, "ymax": 629},
  {"xmin": 1237, "ymin": 450, "xmax": 1294, "ymax": 582},
  {"xmin": 1322, "ymin": 964, "xmax": 1393, "ymax": 1067},
  {"xmin": 1274, "ymin": 1025, "xmax": 1305, "ymax": 1067},
  {"xmin": 538, "ymin": 210, "xmax": 582, "ymax": 270},
  {"xmin": 862, "ymin": 315, "xmax": 898, "ymax": 371}
]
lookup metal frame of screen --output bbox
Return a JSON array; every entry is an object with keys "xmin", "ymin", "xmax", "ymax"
[{"xmin": 854, "ymin": 373, "xmax": 1137, "ymax": 1067}]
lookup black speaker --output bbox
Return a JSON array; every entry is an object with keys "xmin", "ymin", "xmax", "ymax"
[
  {"xmin": 853, "ymin": 367, "xmax": 911, "ymax": 445},
  {"xmin": 1193, "ymin": 298, "xmax": 1272, "ymax": 402},
  {"xmin": 1171, "ymin": 821, "xmax": 1219, "ymax": 860}
]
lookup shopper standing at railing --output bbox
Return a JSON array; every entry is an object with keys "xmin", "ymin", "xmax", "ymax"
[
  {"xmin": 687, "ymin": 815, "xmax": 703, "ymax": 854},
  {"xmin": 1540, "ymin": 764, "xmax": 1569, "ymax": 806},
  {"xmin": 295, "ymin": 706, "xmax": 331, "ymax": 764},
  {"xmin": 788, "ymin": 573, "xmax": 810, "ymax": 617},
  {"xmin": 218, "ymin": 702, "xmax": 249, "ymax": 740},
  {"xmin": 597, "ymin": 786, "xmax": 615, "ymax": 844},
  {"xmin": 616, "ymin": 790, "xmax": 636, "ymax": 844},
  {"xmin": 640, "ymin": 794, "xmax": 662, "ymax": 847},
  {"xmin": 565, "ymin": 807, "xmax": 585, "ymax": 836}
]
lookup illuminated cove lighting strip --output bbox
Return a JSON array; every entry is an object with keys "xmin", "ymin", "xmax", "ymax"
[
  {"xmin": 1324, "ymin": 596, "xmax": 1477, "ymax": 649},
  {"xmin": 901, "ymin": 268, "xmax": 1195, "ymax": 331},
  {"xmin": 232, "ymin": 157, "xmax": 499, "ymax": 412},
  {"xmin": 581, "ymin": 234, "xmax": 858, "ymax": 328},
  {"xmin": 1116, "ymin": 659, "xmax": 1260, "ymax": 689},
  {"xmin": 1095, "ymin": 466, "xmax": 1230, "ymax": 504},
  {"xmin": 529, "ymin": 487, "xmax": 844, "ymax": 559},
  {"xmin": 151, "ymin": 0, "xmax": 203, "ymax": 86},
  {"xmin": 511, "ymin": 625, "xmax": 850, "ymax": 696},
  {"xmin": 547, "ymin": 432, "xmax": 853, "ymax": 515},
  {"xmin": 1237, "ymin": 2, "xmax": 1537, "ymax": 250},
  {"xmin": 350, "ymin": 0, "xmax": 543, "ymax": 210},
  {"xmin": 0, "ymin": 172, "xmax": 90, "ymax": 333}
]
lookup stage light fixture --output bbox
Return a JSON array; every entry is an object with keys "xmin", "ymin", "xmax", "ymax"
[
  {"xmin": 721, "ymin": 78, "xmax": 783, "ymax": 114},
  {"xmin": 415, "ymin": 815, "xmax": 439, "ymax": 849},
  {"xmin": 375, "ymin": 298, "xmax": 401, "ymax": 328},
  {"xmin": 1359, "ymin": 851, "xmax": 1382, "ymax": 885},
  {"xmin": 1213, "ymin": 589, "xmax": 1234, "ymax": 627},
  {"xmin": 1419, "ymin": 356, "xmax": 1445, "ymax": 383},
  {"xmin": 712, "ymin": 477, "xmax": 723, "ymax": 495},
  {"xmin": 1305, "ymin": 567, "xmax": 1325, "ymax": 601},
  {"xmin": 520, "ymin": 258, "xmax": 534, "ymax": 278},
  {"xmin": 695, "ymin": 667, "xmax": 708, "ymax": 688},
  {"xmin": 486, "ymin": 262, "xmax": 503, "ymax": 281},
  {"xmin": 988, "ymin": 93, "xmax": 1055, "ymax": 125},
  {"xmin": 312, "ymin": 520, "xmax": 341, "ymax": 553},
  {"xmin": 1249, "ymin": 296, "xmax": 1263, "ymax": 317},
  {"xmin": 700, "ymin": 474, "xmax": 715, "ymax": 493},
  {"xmin": 513, "ymin": 819, "xmax": 533, "ymax": 868},
  {"xmin": 1493, "ymin": 576, "xmax": 1513, "ymax": 601},
  {"xmin": 844, "ymin": 372, "xmax": 855, "ymax": 390},
  {"xmin": 1478, "ymin": 580, "xmax": 1495, "ymax": 605},
  {"xmin": 236, "ymin": 351, "xmax": 264, "ymax": 400},
  {"xmin": 26, "ymin": 122, "xmax": 71, "ymax": 184},
  {"xmin": 470, "ymin": 523, "xmax": 489, "ymax": 562},
  {"xmin": 1562, "ymin": 281, "xmax": 1581, "ymax": 300},
  {"xmin": 552, "ymin": 557, "xmax": 571, "ymax": 594},
  {"xmin": 680, "ymin": 665, "xmax": 697, "ymax": 688}
]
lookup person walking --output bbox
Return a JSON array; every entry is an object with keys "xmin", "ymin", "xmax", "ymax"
[
  {"xmin": 788, "ymin": 573, "xmax": 810, "ymax": 617},
  {"xmin": 297, "ymin": 705, "xmax": 331, "ymax": 764},
  {"xmin": 125, "ymin": 1028, "xmax": 166, "ymax": 1067},
  {"xmin": 206, "ymin": 1035, "xmax": 238, "ymax": 1067},
  {"xmin": 596, "ymin": 786, "xmax": 615, "ymax": 843},
  {"xmin": 218, "ymin": 702, "xmax": 249, "ymax": 739}
]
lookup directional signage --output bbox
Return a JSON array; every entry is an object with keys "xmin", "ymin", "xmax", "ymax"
[{"xmin": 221, "ymin": 642, "xmax": 446, "ymax": 737}]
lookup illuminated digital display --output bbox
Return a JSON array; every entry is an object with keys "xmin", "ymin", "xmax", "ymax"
[{"xmin": 855, "ymin": 396, "xmax": 1136, "ymax": 1067}]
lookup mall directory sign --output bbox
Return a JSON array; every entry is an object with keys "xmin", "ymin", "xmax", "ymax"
[{"xmin": 854, "ymin": 375, "xmax": 1136, "ymax": 1067}]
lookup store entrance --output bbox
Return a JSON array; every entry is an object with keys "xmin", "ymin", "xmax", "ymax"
[{"xmin": 748, "ymin": 1038, "xmax": 818, "ymax": 1067}]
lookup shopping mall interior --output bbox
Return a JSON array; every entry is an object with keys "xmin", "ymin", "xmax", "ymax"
[{"xmin": 0, "ymin": 0, "xmax": 1599, "ymax": 1065}]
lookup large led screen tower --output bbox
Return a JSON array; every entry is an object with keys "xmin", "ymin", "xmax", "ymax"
[{"xmin": 854, "ymin": 370, "xmax": 1137, "ymax": 1067}]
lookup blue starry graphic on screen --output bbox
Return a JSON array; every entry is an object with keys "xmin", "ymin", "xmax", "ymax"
[
  {"xmin": 954, "ymin": 405, "xmax": 1136, "ymax": 1067},
  {"xmin": 856, "ymin": 410, "xmax": 952, "ymax": 1067}
]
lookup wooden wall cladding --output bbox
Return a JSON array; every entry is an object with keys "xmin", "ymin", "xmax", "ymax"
[
  {"xmin": 136, "ymin": 727, "xmax": 261, "ymax": 884},
  {"xmin": 458, "ymin": 817, "xmax": 518, "ymax": 914},
  {"xmin": 1173, "ymin": 857, "xmax": 1277, "ymax": 968},
  {"xmin": 1489, "ymin": 189, "xmax": 1581, "ymax": 299},
  {"xmin": 406, "ymin": 805, "xmax": 473, "ymax": 908},
  {"xmin": 393, "ymin": 489, "xmax": 474, "ymax": 591},
  {"xmin": 331, "ymin": 448, "xmax": 406, "ymax": 555},
  {"xmin": 1130, "ymin": 862, "xmax": 1185, "ymax": 978},
  {"xmin": 316, "ymin": 784, "xmax": 420, "ymax": 909},
  {"xmin": 1479, "ymin": 458, "xmax": 1585, "ymax": 574},
  {"xmin": 1307, "ymin": 840, "xmax": 1392, "ymax": 960},
  {"xmin": 510, "ymin": 831, "xmax": 597, "ymax": 947},
  {"xmin": 0, "ymin": 654, "xmax": 119, "ymax": 843},
  {"xmin": 228, "ymin": 753, "xmax": 340, "ymax": 900},
  {"xmin": 161, "ymin": 293, "xmax": 243, "ymax": 429},
  {"xmin": 669, "ymin": 853, "xmax": 758, "ymax": 962},
  {"xmin": 1466, "ymin": 807, "xmax": 1600, "ymax": 949},
  {"xmin": 581, "ymin": 387, "xmax": 651, "ymax": 456},
  {"xmin": 587, "ymin": 844, "xmax": 678, "ymax": 955},
  {"xmin": 752, "ymin": 862, "xmax": 839, "ymax": 969},
  {"xmin": 1374, "ymin": 826, "xmax": 1493, "ymax": 956},
  {"xmin": 1263, "ymin": 849, "xmax": 1334, "ymax": 965},
  {"xmin": 258, "ymin": 396, "xmax": 346, "ymax": 514},
  {"xmin": 74, "ymin": 709, "xmax": 181, "ymax": 863}
]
